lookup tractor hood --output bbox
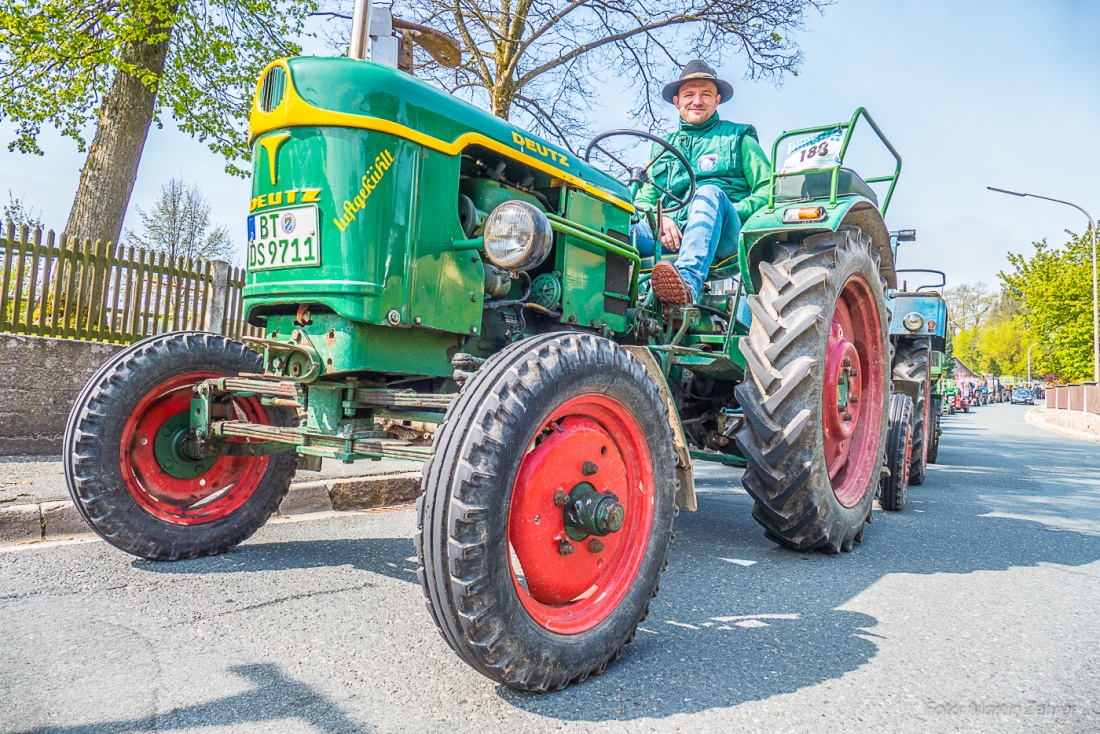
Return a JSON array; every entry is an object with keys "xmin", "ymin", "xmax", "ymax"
[{"xmin": 249, "ymin": 57, "xmax": 632, "ymax": 211}]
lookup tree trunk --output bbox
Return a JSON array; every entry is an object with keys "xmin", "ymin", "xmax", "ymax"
[{"xmin": 64, "ymin": 23, "xmax": 174, "ymax": 247}]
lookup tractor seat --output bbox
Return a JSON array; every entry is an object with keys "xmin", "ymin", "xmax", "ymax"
[{"xmin": 774, "ymin": 168, "xmax": 879, "ymax": 207}]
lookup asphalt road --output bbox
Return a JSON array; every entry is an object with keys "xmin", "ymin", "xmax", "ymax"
[{"xmin": 2, "ymin": 403, "xmax": 1098, "ymax": 733}]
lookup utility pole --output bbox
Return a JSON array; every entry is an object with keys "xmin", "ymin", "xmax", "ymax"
[{"xmin": 988, "ymin": 187, "xmax": 1098, "ymax": 383}]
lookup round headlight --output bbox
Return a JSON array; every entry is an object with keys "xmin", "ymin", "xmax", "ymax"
[
  {"xmin": 483, "ymin": 201, "xmax": 552, "ymax": 271},
  {"xmin": 903, "ymin": 312, "xmax": 924, "ymax": 332}
]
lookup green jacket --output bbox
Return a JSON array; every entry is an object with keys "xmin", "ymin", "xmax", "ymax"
[{"xmin": 634, "ymin": 113, "xmax": 772, "ymax": 229}]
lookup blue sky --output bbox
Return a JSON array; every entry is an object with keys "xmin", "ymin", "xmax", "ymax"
[{"xmin": 1, "ymin": 0, "xmax": 1097, "ymax": 288}]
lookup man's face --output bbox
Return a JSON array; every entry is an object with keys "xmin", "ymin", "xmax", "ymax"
[{"xmin": 674, "ymin": 80, "xmax": 720, "ymax": 125}]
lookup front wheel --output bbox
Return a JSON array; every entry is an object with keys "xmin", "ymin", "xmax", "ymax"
[
  {"xmin": 735, "ymin": 227, "xmax": 891, "ymax": 553},
  {"xmin": 927, "ymin": 397, "xmax": 942, "ymax": 463},
  {"xmin": 893, "ymin": 338, "xmax": 930, "ymax": 485},
  {"xmin": 417, "ymin": 333, "xmax": 678, "ymax": 691},
  {"xmin": 879, "ymin": 394, "xmax": 913, "ymax": 511},
  {"xmin": 64, "ymin": 332, "xmax": 298, "ymax": 560}
]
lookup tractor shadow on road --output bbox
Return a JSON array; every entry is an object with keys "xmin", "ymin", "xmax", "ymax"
[{"xmin": 12, "ymin": 662, "xmax": 370, "ymax": 734}]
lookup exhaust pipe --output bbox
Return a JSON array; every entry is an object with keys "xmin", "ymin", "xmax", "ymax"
[{"xmin": 349, "ymin": 0, "xmax": 374, "ymax": 60}]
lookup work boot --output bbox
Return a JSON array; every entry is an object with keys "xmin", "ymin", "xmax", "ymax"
[{"xmin": 651, "ymin": 261, "xmax": 692, "ymax": 304}]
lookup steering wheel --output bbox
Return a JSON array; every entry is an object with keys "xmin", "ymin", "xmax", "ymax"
[{"xmin": 583, "ymin": 129, "xmax": 696, "ymax": 214}]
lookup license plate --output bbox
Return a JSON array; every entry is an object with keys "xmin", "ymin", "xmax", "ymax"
[{"xmin": 247, "ymin": 205, "xmax": 320, "ymax": 271}]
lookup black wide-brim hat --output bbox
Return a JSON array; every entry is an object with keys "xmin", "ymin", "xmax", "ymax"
[{"xmin": 661, "ymin": 60, "xmax": 733, "ymax": 104}]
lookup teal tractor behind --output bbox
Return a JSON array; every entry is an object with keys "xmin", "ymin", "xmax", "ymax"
[{"xmin": 880, "ymin": 259, "xmax": 948, "ymax": 510}]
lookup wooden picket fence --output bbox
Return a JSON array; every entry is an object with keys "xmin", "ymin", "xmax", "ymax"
[{"xmin": 0, "ymin": 223, "xmax": 260, "ymax": 344}]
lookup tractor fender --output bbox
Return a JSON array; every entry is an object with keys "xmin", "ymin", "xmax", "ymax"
[
  {"xmin": 624, "ymin": 346, "xmax": 697, "ymax": 512},
  {"xmin": 741, "ymin": 197, "xmax": 897, "ymax": 292},
  {"xmin": 840, "ymin": 201, "xmax": 896, "ymax": 289}
]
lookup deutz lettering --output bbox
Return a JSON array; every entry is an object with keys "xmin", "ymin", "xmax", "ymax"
[
  {"xmin": 250, "ymin": 188, "xmax": 321, "ymax": 212},
  {"xmin": 511, "ymin": 132, "xmax": 570, "ymax": 168}
]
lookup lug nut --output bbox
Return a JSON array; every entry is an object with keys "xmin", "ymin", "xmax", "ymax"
[
  {"xmin": 558, "ymin": 539, "xmax": 575, "ymax": 555},
  {"xmin": 553, "ymin": 490, "xmax": 569, "ymax": 507},
  {"xmin": 589, "ymin": 539, "xmax": 605, "ymax": 553},
  {"xmin": 850, "ymin": 395, "xmax": 859, "ymax": 404},
  {"xmin": 850, "ymin": 369, "xmax": 859, "ymax": 376},
  {"xmin": 582, "ymin": 461, "xmax": 598, "ymax": 476},
  {"xmin": 844, "ymin": 412, "xmax": 853, "ymax": 421},
  {"xmin": 842, "ymin": 357, "xmax": 852, "ymax": 368}
]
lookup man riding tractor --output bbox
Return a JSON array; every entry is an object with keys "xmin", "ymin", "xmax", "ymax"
[{"xmin": 632, "ymin": 61, "xmax": 772, "ymax": 303}]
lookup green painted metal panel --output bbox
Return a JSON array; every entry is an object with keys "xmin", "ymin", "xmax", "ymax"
[
  {"xmin": 557, "ymin": 190, "xmax": 633, "ymax": 333},
  {"xmin": 265, "ymin": 313, "xmax": 460, "ymax": 378},
  {"xmin": 283, "ymin": 57, "xmax": 629, "ymax": 201}
]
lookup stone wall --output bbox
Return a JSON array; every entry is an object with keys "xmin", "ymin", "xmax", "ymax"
[
  {"xmin": 1038, "ymin": 407, "xmax": 1100, "ymax": 437},
  {"xmin": 0, "ymin": 334, "xmax": 124, "ymax": 455}
]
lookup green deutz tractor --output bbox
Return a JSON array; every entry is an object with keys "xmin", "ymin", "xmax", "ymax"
[{"xmin": 64, "ymin": 56, "xmax": 905, "ymax": 690}]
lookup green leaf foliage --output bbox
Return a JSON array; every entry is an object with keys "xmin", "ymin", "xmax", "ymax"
[
  {"xmin": 125, "ymin": 176, "xmax": 233, "ymax": 262},
  {"xmin": 0, "ymin": 0, "xmax": 317, "ymax": 175},
  {"xmin": 1000, "ymin": 229, "xmax": 1097, "ymax": 382}
]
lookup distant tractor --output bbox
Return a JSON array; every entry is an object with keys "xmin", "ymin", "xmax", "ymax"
[
  {"xmin": 880, "ymin": 262, "xmax": 947, "ymax": 510},
  {"xmin": 63, "ymin": 47, "xmax": 907, "ymax": 690}
]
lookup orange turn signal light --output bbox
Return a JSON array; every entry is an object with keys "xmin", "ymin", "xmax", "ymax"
[{"xmin": 782, "ymin": 206, "xmax": 827, "ymax": 224}]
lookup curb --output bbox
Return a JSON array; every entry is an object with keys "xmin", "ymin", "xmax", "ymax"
[
  {"xmin": 1024, "ymin": 407, "xmax": 1100, "ymax": 445},
  {"xmin": 0, "ymin": 471, "xmax": 423, "ymax": 546}
]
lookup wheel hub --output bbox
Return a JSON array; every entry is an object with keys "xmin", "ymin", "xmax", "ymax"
[
  {"xmin": 563, "ymin": 482, "xmax": 625, "ymax": 541},
  {"xmin": 153, "ymin": 412, "xmax": 217, "ymax": 480}
]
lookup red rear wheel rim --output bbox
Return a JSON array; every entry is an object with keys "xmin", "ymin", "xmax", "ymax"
[
  {"xmin": 119, "ymin": 372, "xmax": 272, "ymax": 525},
  {"xmin": 507, "ymin": 394, "xmax": 655, "ymax": 635},
  {"xmin": 901, "ymin": 423, "xmax": 913, "ymax": 494},
  {"xmin": 822, "ymin": 276, "xmax": 885, "ymax": 507}
]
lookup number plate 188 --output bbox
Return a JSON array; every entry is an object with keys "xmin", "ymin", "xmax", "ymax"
[{"xmin": 247, "ymin": 205, "xmax": 321, "ymax": 271}]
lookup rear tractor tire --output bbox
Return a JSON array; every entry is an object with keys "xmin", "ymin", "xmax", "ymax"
[
  {"xmin": 735, "ymin": 227, "xmax": 891, "ymax": 553},
  {"xmin": 417, "ymin": 333, "xmax": 678, "ymax": 691},
  {"xmin": 879, "ymin": 394, "xmax": 913, "ymax": 511},
  {"xmin": 892, "ymin": 338, "xmax": 931, "ymax": 486},
  {"xmin": 64, "ymin": 332, "xmax": 298, "ymax": 561}
]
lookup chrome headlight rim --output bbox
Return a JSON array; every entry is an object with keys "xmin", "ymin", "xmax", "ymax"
[
  {"xmin": 902, "ymin": 312, "xmax": 925, "ymax": 332},
  {"xmin": 483, "ymin": 200, "xmax": 553, "ymax": 272}
]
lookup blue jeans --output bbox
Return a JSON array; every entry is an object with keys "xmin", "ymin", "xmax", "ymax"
[{"xmin": 632, "ymin": 184, "xmax": 742, "ymax": 301}]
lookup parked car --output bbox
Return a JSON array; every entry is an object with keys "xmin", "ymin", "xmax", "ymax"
[{"xmin": 1011, "ymin": 389, "xmax": 1034, "ymax": 405}]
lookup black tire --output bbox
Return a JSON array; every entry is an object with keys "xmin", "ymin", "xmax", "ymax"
[
  {"xmin": 735, "ymin": 227, "xmax": 891, "ymax": 553},
  {"xmin": 927, "ymin": 397, "xmax": 941, "ymax": 463},
  {"xmin": 893, "ymin": 338, "xmax": 930, "ymax": 485},
  {"xmin": 417, "ymin": 332, "xmax": 678, "ymax": 691},
  {"xmin": 64, "ymin": 332, "xmax": 298, "ymax": 560},
  {"xmin": 879, "ymin": 394, "xmax": 913, "ymax": 511}
]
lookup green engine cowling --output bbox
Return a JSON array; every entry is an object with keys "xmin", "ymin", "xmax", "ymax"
[{"xmin": 243, "ymin": 57, "xmax": 637, "ymax": 380}]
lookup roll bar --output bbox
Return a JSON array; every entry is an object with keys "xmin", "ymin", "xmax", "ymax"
[
  {"xmin": 895, "ymin": 269, "xmax": 946, "ymax": 292},
  {"xmin": 768, "ymin": 107, "xmax": 903, "ymax": 216}
]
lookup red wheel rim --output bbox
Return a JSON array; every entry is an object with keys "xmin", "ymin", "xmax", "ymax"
[
  {"xmin": 821, "ymin": 276, "xmax": 885, "ymax": 507},
  {"xmin": 507, "ymin": 394, "xmax": 655, "ymax": 635},
  {"xmin": 901, "ymin": 422, "xmax": 913, "ymax": 495},
  {"xmin": 119, "ymin": 372, "xmax": 272, "ymax": 525}
]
